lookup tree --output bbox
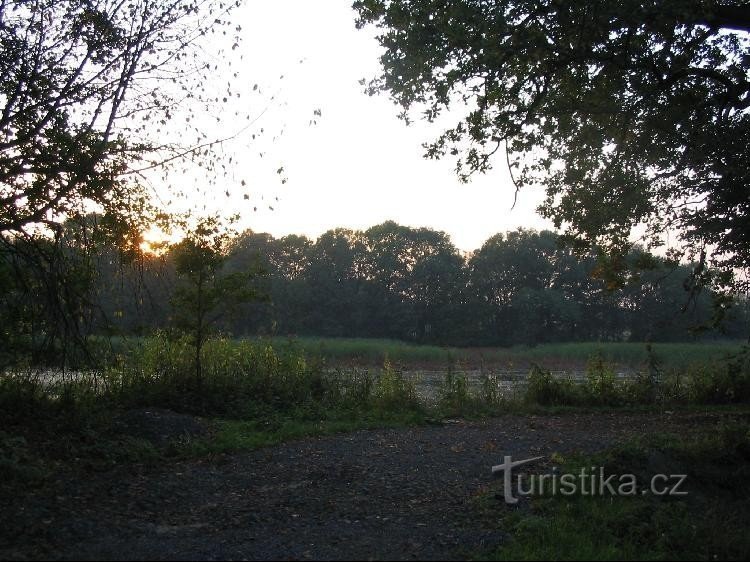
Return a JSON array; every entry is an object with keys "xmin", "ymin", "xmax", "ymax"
[
  {"xmin": 361, "ymin": 221, "xmax": 465, "ymax": 341},
  {"xmin": 171, "ymin": 218, "xmax": 260, "ymax": 386},
  {"xmin": 469, "ymin": 229, "xmax": 557, "ymax": 343},
  {"xmin": 85, "ymin": 220, "xmax": 742, "ymax": 345},
  {"xmin": 303, "ymin": 228, "xmax": 368, "ymax": 336},
  {"xmin": 0, "ymin": 0, "xmax": 248, "ymax": 366},
  {"xmin": 354, "ymin": 0, "xmax": 750, "ymax": 290},
  {"xmin": 267, "ymin": 234, "xmax": 314, "ymax": 335},
  {"xmin": 406, "ymin": 232, "xmax": 466, "ymax": 343},
  {"xmin": 0, "ymin": 0, "xmax": 245, "ymax": 240},
  {"xmin": 0, "ymin": 215, "xmax": 119, "ymax": 368},
  {"xmin": 224, "ymin": 231, "xmax": 279, "ymax": 335}
]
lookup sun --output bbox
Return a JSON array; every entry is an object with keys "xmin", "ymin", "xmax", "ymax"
[{"xmin": 139, "ymin": 227, "xmax": 180, "ymax": 256}]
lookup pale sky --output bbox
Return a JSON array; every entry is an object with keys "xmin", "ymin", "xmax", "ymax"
[{"xmin": 157, "ymin": 0, "xmax": 553, "ymax": 252}]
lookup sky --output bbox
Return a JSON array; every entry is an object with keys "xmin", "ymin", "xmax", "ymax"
[{"xmin": 159, "ymin": 0, "xmax": 553, "ymax": 252}]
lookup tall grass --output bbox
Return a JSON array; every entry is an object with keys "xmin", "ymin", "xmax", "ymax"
[
  {"xmin": 98, "ymin": 334, "xmax": 747, "ymax": 370},
  {"xmin": 520, "ymin": 346, "xmax": 750, "ymax": 407},
  {"xmin": 463, "ymin": 341, "xmax": 747, "ymax": 371},
  {"xmin": 261, "ymin": 336, "xmax": 746, "ymax": 370},
  {"xmin": 0, "ymin": 334, "xmax": 432, "ymax": 426},
  {"xmin": 2, "ymin": 336, "xmax": 749, "ymax": 432},
  {"xmin": 524, "ymin": 365, "xmax": 581, "ymax": 407},
  {"xmin": 266, "ymin": 336, "xmax": 457, "ymax": 365},
  {"xmin": 107, "ymin": 334, "xmax": 381, "ymax": 417}
]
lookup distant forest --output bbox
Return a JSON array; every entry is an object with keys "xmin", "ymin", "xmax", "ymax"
[{"xmin": 94, "ymin": 221, "xmax": 748, "ymax": 346}]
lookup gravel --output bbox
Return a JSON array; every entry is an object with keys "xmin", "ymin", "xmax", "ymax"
[{"xmin": 0, "ymin": 410, "xmax": 729, "ymax": 560}]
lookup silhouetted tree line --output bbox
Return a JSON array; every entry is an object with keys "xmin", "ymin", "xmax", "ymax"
[{"xmin": 95, "ymin": 221, "xmax": 748, "ymax": 346}]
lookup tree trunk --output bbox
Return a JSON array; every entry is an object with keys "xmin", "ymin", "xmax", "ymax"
[
  {"xmin": 196, "ymin": 274, "xmax": 204, "ymax": 390},
  {"xmin": 195, "ymin": 333, "xmax": 202, "ymax": 390}
]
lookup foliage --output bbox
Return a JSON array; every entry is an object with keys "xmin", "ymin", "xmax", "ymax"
[
  {"xmin": 277, "ymin": 338, "xmax": 747, "ymax": 372},
  {"xmin": 170, "ymin": 216, "xmax": 262, "ymax": 384},
  {"xmin": 1, "ymin": 337, "xmax": 750, "ymax": 493},
  {"xmin": 478, "ymin": 372, "xmax": 507, "ymax": 408},
  {"xmin": 0, "ymin": 368, "xmax": 104, "ymax": 428},
  {"xmin": 268, "ymin": 336, "xmax": 457, "ymax": 366},
  {"xmin": 438, "ymin": 367, "xmax": 474, "ymax": 414},
  {"xmin": 584, "ymin": 354, "xmax": 621, "ymax": 406},
  {"xmin": 354, "ymin": 0, "xmax": 750, "ymax": 291},
  {"xmin": 521, "ymin": 347, "xmax": 750, "ymax": 408},
  {"xmin": 0, "ymin": 0, "xmax": 246, "ymax": 237},
  {"xmin": 524, "ymin": 364, "xmax": 581, "ymax": 407},
  {"xmin": 0, "ymin": 0, "xmax": 249, "ymax": 369},
  {"xmin": 7, "ymin": 338, "xmax": 745, "ymax": 437},
  {"xmin": 621, "ymin": 370, "xmax": 660, "ymax": 405},
  {"xmin": 97, "ymin": 336, "xmax": 421, "ymax": 418},
  {"xmin": 111, "ymin": 335, "xmax": 316, "ymax": 416},
  {"xmin": 679, "ymin": 347, "xmax": 750, "ymax": 404},
  {"xmin": 97, "ymin": 224, "xmax": 750, "ymax": 347},
  {"xmin": 373, "ymin": 359, "xmax": 421, "ymax": 411}
]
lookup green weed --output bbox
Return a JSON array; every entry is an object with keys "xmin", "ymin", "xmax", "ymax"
[{"xmin": 485, "ymin": 422, "xmax": 750, "ymax": 561}]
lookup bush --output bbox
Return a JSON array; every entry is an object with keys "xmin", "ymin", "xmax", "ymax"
[
  {"xmin": 109, "ymin": 336, "xmax": 431, "ymax": 417},
  {"xmin": 0, "ymin": 370, "xmax": 106, "ymax": 429},
  {"xmin": 660, "ymin": 347, "xmax": 750, "ymax": 405},
  {"xmin": 479, "ymin": 372, "xmax": 506, "ymax": 408},
  {"xmin": 373, "ymin": 359, "xmax": 420, "ymax": 411},
  {"xmin": 524, "ymin": 364, "xmax": 581, "ymax": 406},
  {"xmin": 0, "ymin": 374, "xmax": 51, "ymax": 424},
  {"xmin": 323, "ymin": 368, "xmax": 375, "ymax": 410},
  {"xmin": 621, "ymin": 371, "xmax": 660, "ymax": 405},
  {"xmin": 438, "ymin": 368, "xmax": 471, "ymax": 414},
  {"xmin": 583, "ymin": 354, "xmax": 622, "ymax": 406},
  {"xmin": 4, "ymin": 338, "xmax": 750, "ymax": 436}
]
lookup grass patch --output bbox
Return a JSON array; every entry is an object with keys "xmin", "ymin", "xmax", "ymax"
[
  {"xmin": 481, "ymin": 421, "xmax": 750, "ymax": 561},
  {"xmin": 265, "ymin": 336, "xmax": 457, "ymax": 366},
  {"xmin": 479, "ymin": 341, "xmax": 746, "ymax": 370},
  {"xmin": 262, "ymin": 337, "xmax": 746, "ymax": 370},
  {"xmin": 183, "ymin": 409, "xmax": 429, "ymax": 457}
]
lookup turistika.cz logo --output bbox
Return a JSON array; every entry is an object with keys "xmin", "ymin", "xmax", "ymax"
[{"xmin": 491, "ymin": 455, "xmax": 688, "ymax": 504}]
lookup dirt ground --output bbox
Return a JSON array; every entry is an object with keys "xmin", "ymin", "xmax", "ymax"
[{"xmin": 1, "ymin": 410, "xmax": 738, "ymax": 560}]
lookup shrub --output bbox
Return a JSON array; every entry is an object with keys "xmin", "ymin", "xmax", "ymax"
[
  {"xmin": 621, "ymin": 371, "xmax": 660, "ymax": 405},
  {"xmin": 524, "ymin": 364, "xmax": 581, "ymax": 406},
  {"xmin": 583, "ymin": 354, "xmax": 622, "ymax": 406},
  {"xmin": 373, "ymin": 359, "xmax": 420, "ymax": 411},
  {"xmin": 478, "ymin": 372, "xmax": 506, "ymax": 408},
  {"xmin": 438, "ymin": 368, "xmax": 471, "ymax": 414},
  {"xmin": 683, "ymin": 364, "xmax": 750, "ymax": 405},
  {"xmin": 106, "ymin": 333, "xmax": 332, "ymax": 415},
  {"xmin": 323, "ymin": 368, "xmax": 375, "ymax": 410}
]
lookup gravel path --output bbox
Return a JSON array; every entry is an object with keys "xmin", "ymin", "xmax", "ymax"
[{"xmin": 1, "ymin": 411, "xmax": 730, "ymax": 560}]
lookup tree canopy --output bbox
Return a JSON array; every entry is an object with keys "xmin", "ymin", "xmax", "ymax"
[
  {"xmin": 89, "ymin": 222, "xmax": 747, "ymax": 348},
  {"xmin": 0, "ymin": 0, "xmax": 244, "ymax": 246},
  {"xmin": 353, "ymin": 0, "xmax": 750, "ymax": 290},
  {"xmin": 171, "ymin": 216, "xmax": 261, "ymax": 384},
  {"xmin": 0, "ymin": 0, "xmax": 248, "ymax": 364}
]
